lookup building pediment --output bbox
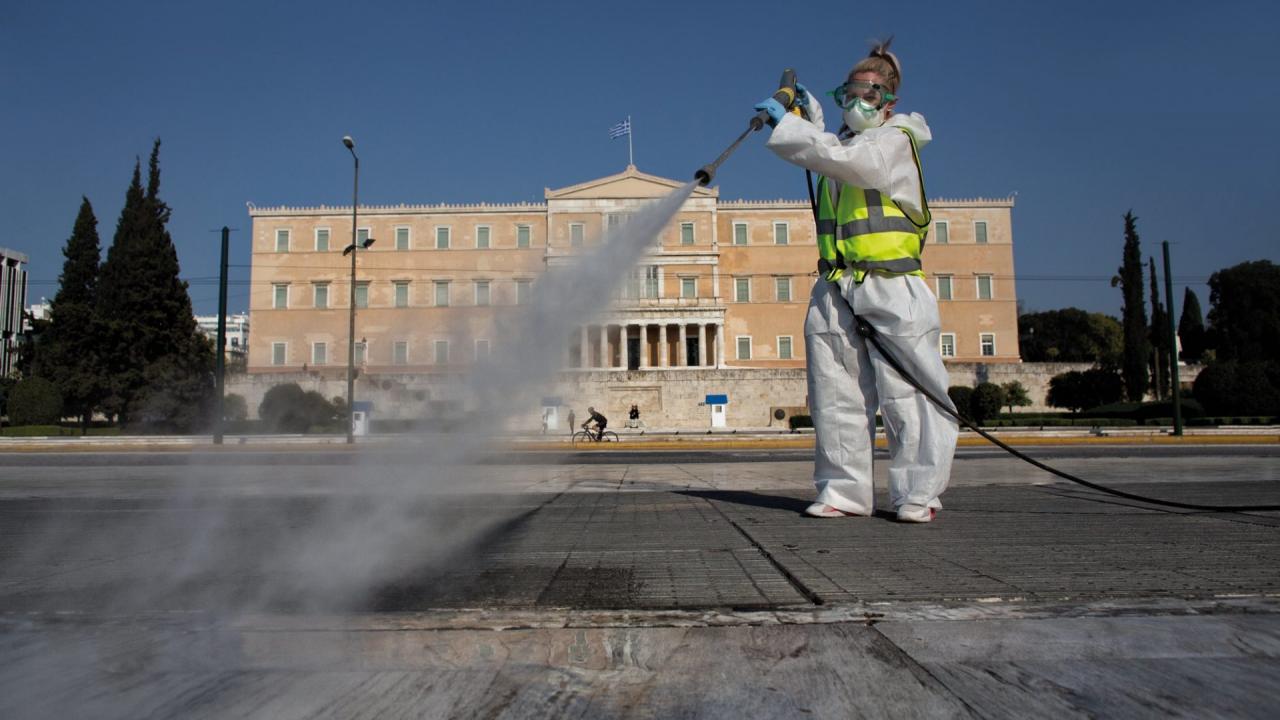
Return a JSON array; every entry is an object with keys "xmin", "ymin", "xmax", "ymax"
[{"xmin": 545, "ymin": 165, "xmax": 718, "ymax": 200}]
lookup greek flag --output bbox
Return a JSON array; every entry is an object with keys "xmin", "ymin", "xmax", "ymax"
[{"xmin": 609, "ymin": 119, "xmax": 631, "ymax": 139}]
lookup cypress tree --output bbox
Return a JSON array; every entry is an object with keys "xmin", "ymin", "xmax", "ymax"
[
  {"xmin": 96, "ymin": 160, "xmax": 148, "ymax": 422},
  {"xmin": 1148, "ymin": 257, "xmax": 1168, "ymax": 399},
  {"xmin": 1115, "ymin": 211, "xmax": 1149, "ymax": 401},
  {"xmin": 1178, "ymin": 288, "xmax": 1207, "ymax": 363},
  {"xmin": 96, "ymin": 140, "xmax": 213, "ymax": 429},
  {"xmin": 44, "ymin": 198, "xmax": 106, "ymax": 431}
]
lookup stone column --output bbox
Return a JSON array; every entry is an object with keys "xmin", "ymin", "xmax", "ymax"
[
  {"xmin": 697, "ymin": 323, "xmax": 707, "ymax": 368},
  {"xmin": 658, "ymin": 324, "xmax": 669, "ymax": 367},
  {"xmin": 579, "ymin": 326, "xmax": 588, "ymax": 368},
  {"xmin": 598, "ymin": 324, "xmax": 608, "ymax": 369},
  {"xmin": 714, "ymin": 323, "xmax": 725, "ymax": 368},
  {"xmin": 638, "ymin": 324, "xmax": 649, "ymax": 369},
  {"xmin": 678, "ymin": 324, "xmax": 688, "ymax": 367},
  {"xmin": 613, "ymin": 325, "xmax": 626, "ymax": 370}
]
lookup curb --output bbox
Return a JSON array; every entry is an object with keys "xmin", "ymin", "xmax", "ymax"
[{"xmin": 0, "ymin": 432, "xmax": 1274, "ymax": 453}]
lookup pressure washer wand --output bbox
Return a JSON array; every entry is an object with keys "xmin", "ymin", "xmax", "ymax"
[{"xmin": 694, "ymin": 69, "xmax": 798, "ymax": 186}]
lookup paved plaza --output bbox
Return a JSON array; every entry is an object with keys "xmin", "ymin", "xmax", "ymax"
[{"xmin": 1, "ymin": 444, "xmax": 1278, "ymax": 718}]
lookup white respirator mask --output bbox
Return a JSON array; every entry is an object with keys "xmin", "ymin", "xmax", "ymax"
[{"xmin": 843, "ymin": 99, "xmax": 886, "ymax": 132}]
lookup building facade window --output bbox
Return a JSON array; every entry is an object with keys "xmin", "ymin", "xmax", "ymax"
[
  {"xmin": 394, "ymin": 281, "xmax": 410, "ymax": 308},
  {"xmin": 606, "ymin": 214, "xmax": 622, "ymax": 231},
  {"xmin": 736, "ymin": 336, "xmax": 752, "ymax": 360},
  {"xmin": 733, "ymin": 222, "xmax": 748, "ymax": 246},
  {"xmin": 434, "ymin": 340, "xmax": 449, "ymax": 364},
  {"xmin": 516, "ymin": 279, "xmax": 532, "ymax": 305},
  {"xmin": 312, "ymin": 342, "xmax": 327, "ymax": 365},
  {"xmin": 680, "ymin": 222, "xmax": 695, "ymax": 245},
  {"xmin": 623, "ymin": 266, "xmax": 659, "ymax": 300},
  {"xmin": 272, "ymin": 283, "xmax": 288, "ymax": 309},
  {"xmin": 681, "ymin": 277, "xmax": 697, "ymax": 299},
  {"xmin": 436, "ymin": 227, "xmax": 450, "ymax": 250},
  {"xmin": 315, "ymin": 228, "xmax": 330, "ymax": 252},
  {"xmin": 934, "ymin": 221, "xmax": 949, "ymax": 244},
  {"xmin": 395, "ymin": 227, "xmax": 410, "ymax": 251},
  {"xmin": 275, "ymin": 229, "xmax": 290, "ymax": 253},
  {"xmin": 570, "ymin": 223, "xmax": 584, "ymax": 247},
  {"xmin": 975, "ymin": 221, "xmax": 988, "ymax": 244},
  {"xmin": 475, "ymin": 339, "xmax": 490, "ymax": 361},
  {"xmin": 735, "ymin": 277, "xmax": 751, "ymax": 302},
  {"xmin": 980, "ymin": 333, "xmax": 996, "ymax": 356},
  {"xmin": 357, "ymin": 228, "xmax": 371, "ymax": 246},
  {"xmin": 354, "ymin": 341, "xmax": 367, "ymax": 365},
  {"xmin": 476, "ymin": 226, "xmax": 491, "ymax": 249},
  {"xmin": 940, "ymin": 333, "xmax": 956, "ymax": 357},
  {"xmin": 272, "ymin": 342, "xmax": 287, "ymax": 365},
  {"xmin": 775, "ymin": 277, "xmax": 791, "ymax": 302},
  {"xmin": 516, "ymin": 225, "xmax": 531, "ymax": 248},
  {"xmin": 774, "ymin": 222, "xmax": 789, "ymax": 245},
  {"xmin": 977, "ymin": 274, "xmax": 993, "ymax": 300},
  {"xmin": 936, "ymin": 275, "xmax": 953, "ymax": 301},
  {"xmin": 393, "ymin": 341, "xmax": 409, "ymax": 365},
  {"xmin": 355, "ymin": 282, "xmax": 369, "ymax": 309},
  {"xmin": 434, "ymin": 280, "xmax": 450, "ymax": 307},
  {"xmin": 474, "ymin": 280, "xmax": 490, "ymax": 306},
  {"xmin": 778, "ymin": 336, "xmax": 793, "ymax": 360},
  {"xmin": 313, "ymin": 282, "xmax": 329, "ymax": 309}
]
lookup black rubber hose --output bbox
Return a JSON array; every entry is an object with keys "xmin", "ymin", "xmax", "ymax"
[{"xmin": 854, "ymin": 318, "xmax": 1280, "ymax": 513}]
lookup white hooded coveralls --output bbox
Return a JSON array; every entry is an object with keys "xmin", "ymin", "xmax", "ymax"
[{"xmin": 766, "ymin": 108, "xmax": 958, "ymax": 514}]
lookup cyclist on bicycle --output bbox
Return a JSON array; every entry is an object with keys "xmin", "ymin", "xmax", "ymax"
[{"xmin": 583, "ymin": 406, "xmax": 608, "ymax": 441}]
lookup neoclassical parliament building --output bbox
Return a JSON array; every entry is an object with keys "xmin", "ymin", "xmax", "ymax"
[{"xmin": 244, "ymin": 166, "xmax": 1018, "ymax": 427}]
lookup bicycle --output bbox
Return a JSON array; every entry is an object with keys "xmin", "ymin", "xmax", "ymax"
[{"xmin": 572, "ymin": 426, "xmax": 619, "ymax": 446}]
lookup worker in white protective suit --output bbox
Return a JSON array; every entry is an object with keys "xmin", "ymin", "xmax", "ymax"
[{"xmin": 754, "ymin": 38, "xmax": 958, "ymax": 523}]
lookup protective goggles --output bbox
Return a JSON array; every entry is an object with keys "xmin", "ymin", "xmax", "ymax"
[{"xmin": 828, "ymin": 80, "xmax": 896, "ymax": 110}]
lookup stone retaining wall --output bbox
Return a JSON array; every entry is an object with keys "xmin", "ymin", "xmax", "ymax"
[{"xmin": 229, "ymin": 362, "xmax": 1204, "ymax": 430}]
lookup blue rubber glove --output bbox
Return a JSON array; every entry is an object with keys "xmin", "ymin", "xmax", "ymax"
[
  {"xmin": 795, "ymin": 82, "xmax": 810, "ymax": 108},
  {"xmin": 753, "ymin": 97, "xmax": 786, "ymax": 127}
]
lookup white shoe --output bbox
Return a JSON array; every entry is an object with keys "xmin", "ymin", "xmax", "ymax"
[
  {"xmin": 896, "ymin": 504, "xmax": 937, "ymax": 523},
  {"xmin": 804, "ymin": 502, "xmax": 865, "ymax": 518}
]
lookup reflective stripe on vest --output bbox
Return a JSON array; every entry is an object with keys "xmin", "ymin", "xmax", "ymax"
[{"xmin": 814, "ymin": 127, "xmax": 931, "ymax": 281}]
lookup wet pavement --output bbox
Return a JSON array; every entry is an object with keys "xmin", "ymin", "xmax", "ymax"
[{"xmin": 1, "ymin": 446, "xmax": 1278, "ymax": 718}]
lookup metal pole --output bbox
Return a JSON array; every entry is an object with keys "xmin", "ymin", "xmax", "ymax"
[
  {"xmin": 213, "ymin": 226, "xmax": 229, "ymax": 445},
  {"xmin": 1162, "ymin": 241, "xmax": 1182, "ymax": 436},
  {"xmin": 345, "ymin": 141, "xmax": 359, "ymax": 444}
]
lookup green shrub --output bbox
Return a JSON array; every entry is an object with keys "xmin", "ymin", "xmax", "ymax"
[
  {"xmin": 222, "ymin": 393, "xmax": 248, "ymax": 422},
  {"xmin": 1193, "ymin": 361, "xmax": 1280, "ymax": 416},
  {"xmin": 1082, "ymin": 401, "xmax": 1142, "ymax": 419},
  {"xmin": 970, "ymin": 383, "xmax": 1005, "ymax": 425},
  {"xmin": 947, "ymin": 386, "xmax": 974, "ymax": 417},
  {"xmin": 789, "ymin": 414, "xmax": 814, "ymax": 430},
  {"xmin": 258, "ymin": 383, "xmax": 337, "ymax": 433},
  {"xmin": 7, "ymin": 377, "xmax": 63, "ymax": 426},
  {"xmin": 1047, "ymin": 368, "xmax": 1124, "ymax": 414},
  {"xmin": 1133, "ymin": 399, "xmax": 1204, "ymax": 420}
]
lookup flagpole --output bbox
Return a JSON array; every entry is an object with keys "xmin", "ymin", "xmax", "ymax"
[{"xmin": 627, "ymin": 115, "xmax": 634, "ymax": 167}]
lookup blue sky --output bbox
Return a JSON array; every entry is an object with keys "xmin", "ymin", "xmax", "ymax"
[{"xmin": 3, "ymin": 0, "xmax": 1277, "ymax": 320}]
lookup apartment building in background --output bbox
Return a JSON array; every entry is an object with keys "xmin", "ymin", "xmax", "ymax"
[{"xmin": 1, "ymin": 247, "xmax": 29, "ymax": 377}]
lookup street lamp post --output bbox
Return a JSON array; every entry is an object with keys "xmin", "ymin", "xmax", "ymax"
[{"xmin": 343, "ymin": 136, "xmax": 360, "ymax": 444}]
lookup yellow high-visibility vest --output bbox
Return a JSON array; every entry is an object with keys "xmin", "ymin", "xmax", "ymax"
[{"xmin": 816, "ymin": 128, "xmax": 931, "ymax": 283}]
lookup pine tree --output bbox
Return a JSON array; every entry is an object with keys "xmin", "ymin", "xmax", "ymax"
[
  {"xmin": 1115, "ymin": 211, "xmax": 1149, "ymax": 402},
  {"xmin": 43, "ymin": 198, "xmax": 106, "ymax": 431},
  {"xmin": 1148, "ymin": 257, "xmax": 1168, "ymax": 399},
  {"xmin": 1178, "ymin": 288, "xmax": 1207, "ymax": 363},
  {"xmin": 96, "ymin": 140, "xmax": 213, "ymax": 429}
]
